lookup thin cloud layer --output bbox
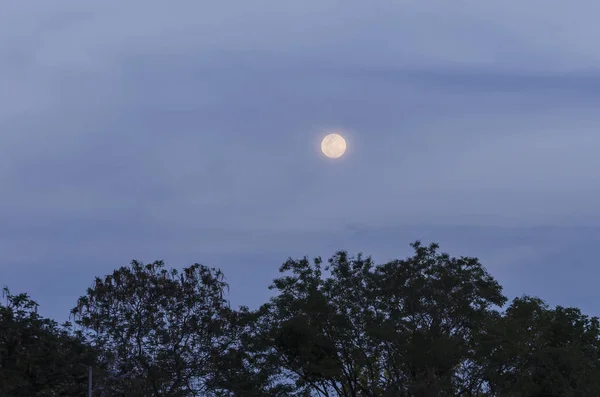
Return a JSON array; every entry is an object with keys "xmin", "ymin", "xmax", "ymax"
[{"xmin": 1, "ymin": 0, "xmax": 600, "ymax": 320}]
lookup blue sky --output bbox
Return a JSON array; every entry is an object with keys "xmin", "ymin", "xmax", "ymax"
[{"xmin": 2, "ymin": 0, "xmax": 600, "ymax": 322}]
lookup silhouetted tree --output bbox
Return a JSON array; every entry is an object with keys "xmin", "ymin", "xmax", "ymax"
[
  {"xmin": 479, "ymin": 296, "xmax": 600, "ymax": 396},
  {"xmin": 0, "ymin": 287, "xmax": 99, "ymax": 396},
  {"xmin": 4, "ymin": 241, "xmax": 600, "ymax": 397},
  {"xmin": 232, "ymin": 242, "xmax": 506, "ymax": 396},
  {"xmin": 71, "ymin": 260, "xmax": 231, "ymax": 396}
]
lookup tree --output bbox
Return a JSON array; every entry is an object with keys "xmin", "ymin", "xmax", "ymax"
[
  {"xmin": 0, "ymin": 287, "xmax": 99, "ymax": 397},
  {"xmin": 239, "ymin": 242, "xmax": 507, "ymax": 396},
  {"xmin": 206, "ymin": 305, "xmax": 296, "ymax": 396},
  {"xmin": 368, "ymin": 242, "xmax": 507, "ymax": 396},
  {"xmin": 6, "ymin": 241, "xmax": 600, "ymax": 396},
  {"xmin": 480, "ymin": 296, "xmax": 600, "ymax": 397},
  {"xmin": 70, "ymin": 260, "xmax": 231, "ymax": 396}
]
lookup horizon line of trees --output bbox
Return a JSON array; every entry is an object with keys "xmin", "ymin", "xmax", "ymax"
[{"xmin": 2, "ymin": 241, "xmax": 600, "ymax": 396}]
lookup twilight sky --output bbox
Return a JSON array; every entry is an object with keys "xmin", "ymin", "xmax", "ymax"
[{"xmin": 2, "ymin": 0, "xmax": 600, "ymax": 322}]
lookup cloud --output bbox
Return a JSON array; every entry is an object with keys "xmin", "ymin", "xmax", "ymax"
[{"xmin": 2, "ymin": 0, "xmax": 600, "ymax": 319}]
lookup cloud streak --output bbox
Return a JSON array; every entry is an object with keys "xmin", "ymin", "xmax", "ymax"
[{"xmin": 2, "ymin": 0, "xmax": 600, "ymax": 321}]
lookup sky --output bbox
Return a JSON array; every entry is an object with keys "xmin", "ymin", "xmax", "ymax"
[{"xmin": 2, "ymin": 0, "xmax": 600, "ymax": 323}]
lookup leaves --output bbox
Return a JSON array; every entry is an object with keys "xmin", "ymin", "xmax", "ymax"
[
  {"xmin": 480, "ymin": 296, "xmax": 600, "ymax": 397},
  {"xmin": 0, "ymin": 288, "xmax": 99, "ymax": 396},
  {"xmin": 3, "ymin": 241, "xmax": 600, "ymax": 396},
  {"xmin": 70, "ymin": 260, "xmax": 230, "ymax": 396}
]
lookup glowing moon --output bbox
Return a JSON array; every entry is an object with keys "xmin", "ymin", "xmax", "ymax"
[{"xmin": 321, "ymin": 133, "xmax": 347, "ymax": 159}]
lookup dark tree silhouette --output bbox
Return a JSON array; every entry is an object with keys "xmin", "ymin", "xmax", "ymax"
[
  {"xmin": 0, "ymin": 287, "xmax": 99, "ymax": 396},
  {"xmin": 3, "ymin": 241, "xmax": 600, "ymax": 396},
  {"xmin": 70, "ymin": 260, "xmax": 231, "ymax": 396}
]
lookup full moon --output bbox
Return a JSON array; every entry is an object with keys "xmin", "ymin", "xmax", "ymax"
[{"xmin": 321, "ymin": 133, "xmax": 347, "ymax": 159}]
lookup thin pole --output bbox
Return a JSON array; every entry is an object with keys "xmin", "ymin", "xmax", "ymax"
[{"xmin": 88, "ymin": 366, "xmax": 92, "ymax": 397}]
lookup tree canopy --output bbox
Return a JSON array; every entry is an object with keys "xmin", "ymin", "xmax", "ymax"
[
  {"xmin": 0, "ymin": 287, "xmax": 99, "ymax": 396},
  {"xmin": 2, "ymin": 241, "xmax": 599, "ymax": 396}
]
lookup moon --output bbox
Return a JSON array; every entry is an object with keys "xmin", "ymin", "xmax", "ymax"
[{"xmin": 321, "ymin": 133, "xmax": 347, "ymax": 159}]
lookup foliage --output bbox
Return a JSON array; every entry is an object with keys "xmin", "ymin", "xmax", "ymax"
[
  {"xmin": 479, "ymin": 296, "xmax": 600, "ymax": 397},
  {"xmin": 70, "ymin": 260, "xmax": 230, "ymax": 396},
  {"xmin": 3, "ymin": 241, "xmax": 600, "ymax": 396},
  {"xmin": 0, "ymin": 287, "xmax": 99, "ymax": 397},
  {"xmin": 237, "ymin": 242, "xmax": 507, "ymax": 396}
]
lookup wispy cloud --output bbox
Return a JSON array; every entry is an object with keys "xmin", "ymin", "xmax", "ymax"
[{"xmin": 2, "ymin": 0, "xmax": 600, "ymax": 321}]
